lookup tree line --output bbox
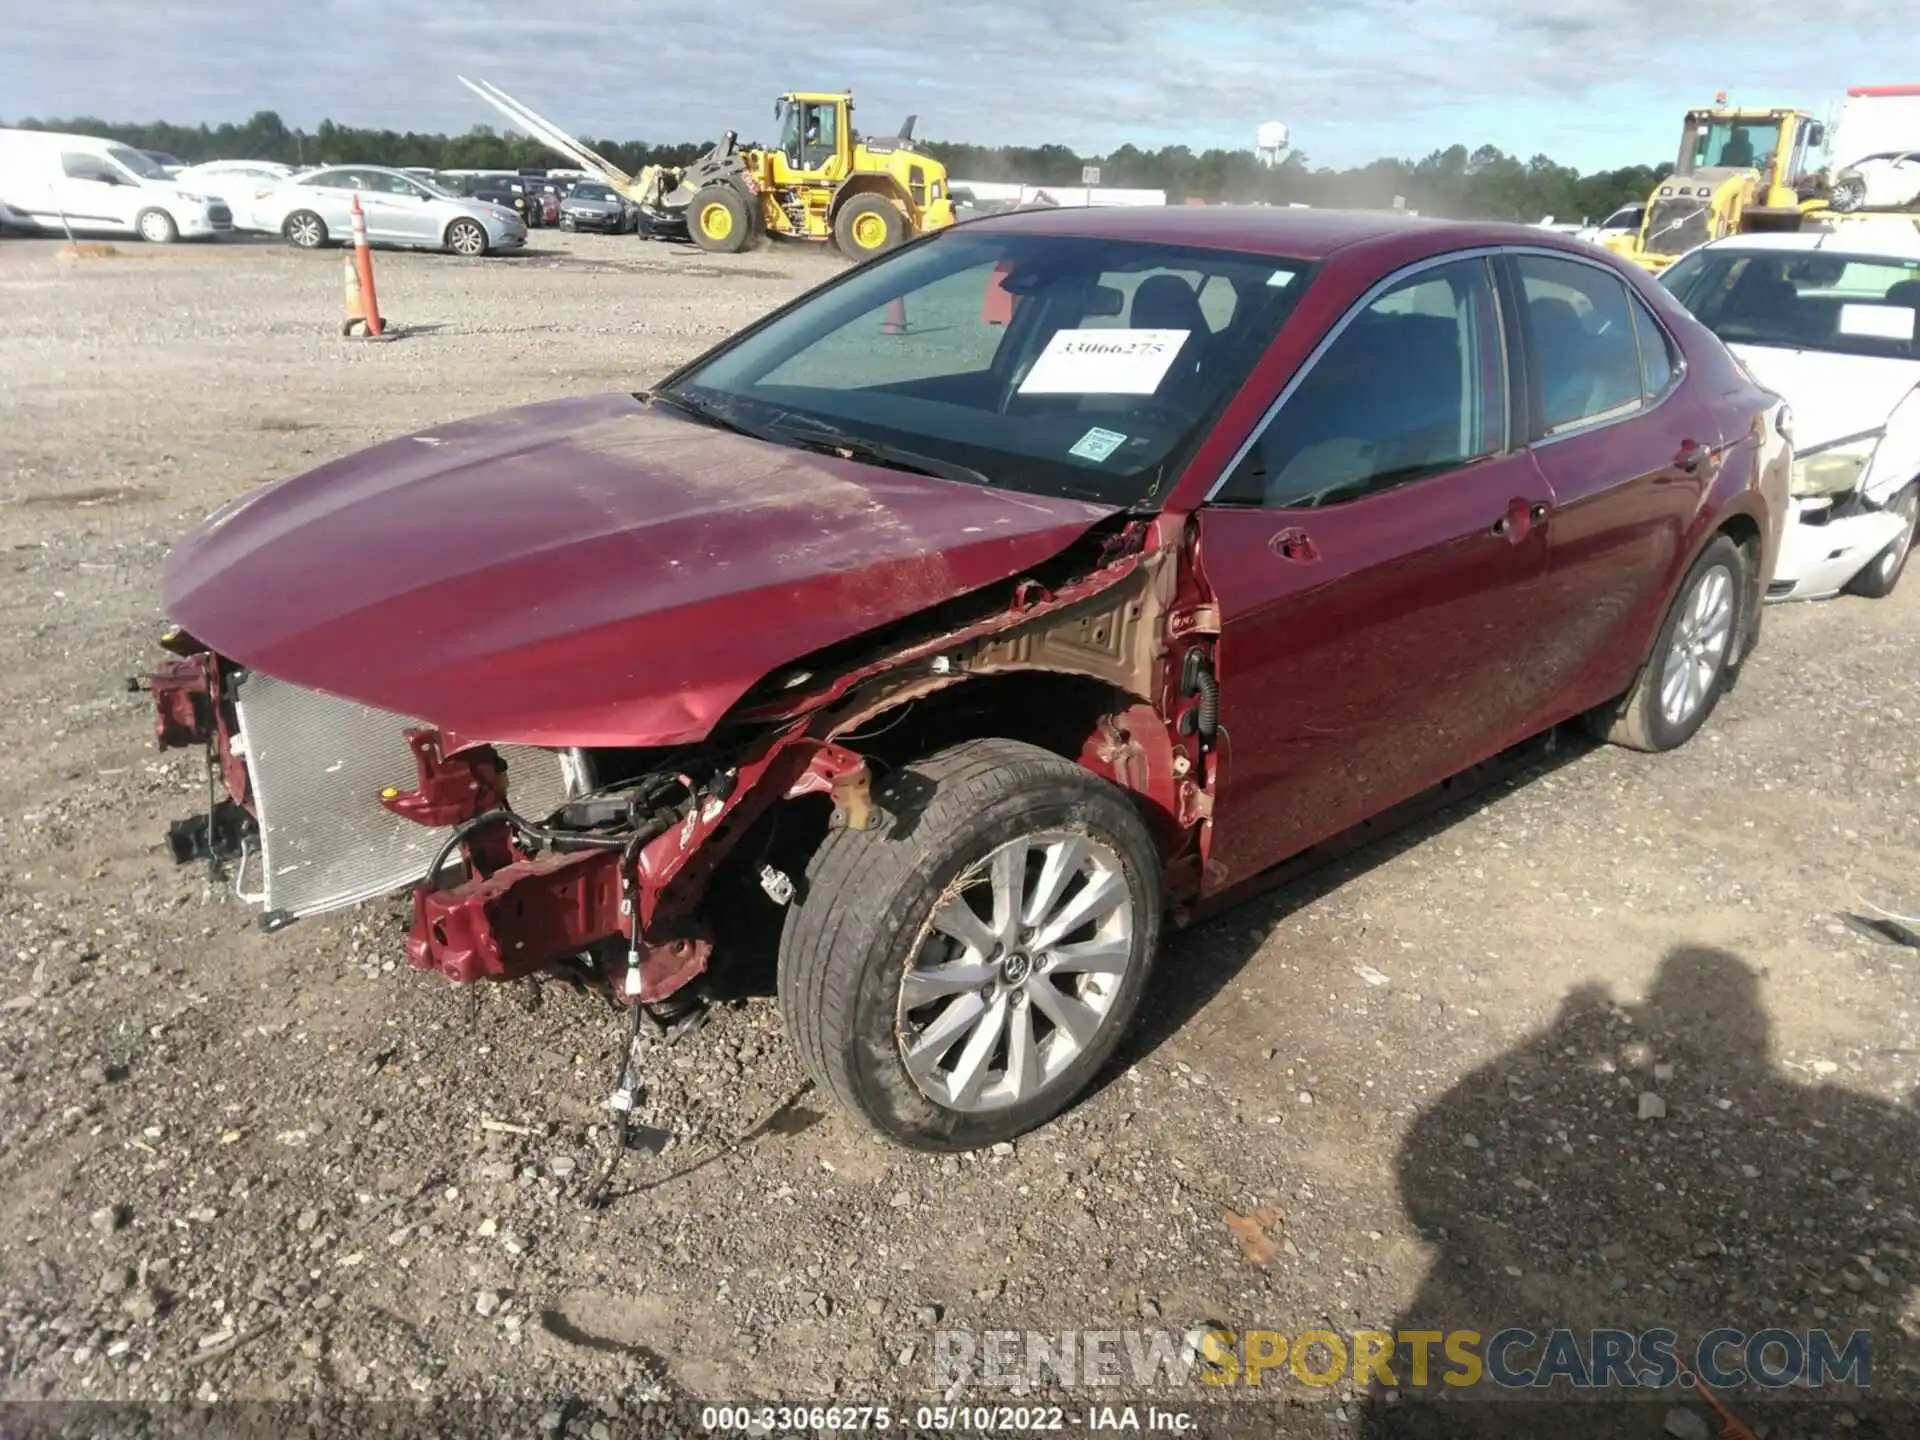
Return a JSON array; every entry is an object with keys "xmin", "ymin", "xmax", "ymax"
[{"xmin": 2, "ymin": 109, "xmax": 1668, "ymax": 224}]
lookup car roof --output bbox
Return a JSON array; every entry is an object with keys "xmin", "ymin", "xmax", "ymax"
[
  {"xmin": 1695, "ymin": 222, "xmax": 1920, "ymax": 261},
  {"xmin": 953, "ymin": 204, "xmax": 1596, "ymax": 263}
]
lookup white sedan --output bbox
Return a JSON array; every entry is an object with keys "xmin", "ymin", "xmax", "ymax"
[
  {"xmin": 1831, "ymin": 152, "xmax": 1920, "ymax": 214},
  {"xmin": 1659, "ymin": 226, "xmax": 1920, "ymax": 600},
  {"xmin": 173, "ymin": 160, "xmax": 297, "ymax": 231}
]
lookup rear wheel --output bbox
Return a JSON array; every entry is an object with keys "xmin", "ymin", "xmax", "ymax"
[
  {"xmin": 777, "ymin": 739, "xmax": 1162, "ymax": 1151},
  {"xmin": 136, "ymin": 208, "xmax": 178, "ymax": 244},
  {"xmin": 1583, "ymin": 534, "xmax": 1745, "ymax": 753},
  {"xmin": 690, "ymin": 185, "xmax": 753, "ymax": 254},
  {"xmin": 446, "ymin": 218, "xmax": 488, "ymax": 257},
  {"xmin": 284, "ymin": 210, "xmax": 327, "ymax": 249},
  {"xmin": 833, "ymin": 193, "xmax": 905, "ymax": 260},
  {"xmin": 1846, "ymin": 484, "xmax": 1919, "ymax": 599},
  {"xmin": 1830, "ymin": 174, "xmax": 1866, "ymax": 213}
]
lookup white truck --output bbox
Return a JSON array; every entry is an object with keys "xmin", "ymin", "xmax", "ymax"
[{"xmin": 1827, "ymin": 86, "xmax": 1920, "ymax": 214}]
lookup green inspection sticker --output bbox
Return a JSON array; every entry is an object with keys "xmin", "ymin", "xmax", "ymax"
[{"xmin": 1069, "ymin": 426, "xmax": 1129, "ymax": 462}]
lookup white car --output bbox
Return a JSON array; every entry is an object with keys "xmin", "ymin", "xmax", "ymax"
[
  {"xmin": 1660, "ymin": 226, "xmax": 1920, "ymax": 600},
  {"xmin": 173, "ymin": 160, "xmax": 297, "ymax": 231},
  {"xmin": 1831, "ymin": 152, "xmax": 1920, "ymax": 214},
  {"xmin": 1576, "ymin": 203, "xmax": 1645, "ymax": 247}
]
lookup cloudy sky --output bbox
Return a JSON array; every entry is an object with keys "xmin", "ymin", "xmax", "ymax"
[{"xmin": 2, "ymin": 0, "xmax": 1908, "ymax": 171}]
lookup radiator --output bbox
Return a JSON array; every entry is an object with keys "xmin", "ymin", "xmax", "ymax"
[{"xmin": 232, "ymin": 671, "xmax": 570, "ymax": 921}]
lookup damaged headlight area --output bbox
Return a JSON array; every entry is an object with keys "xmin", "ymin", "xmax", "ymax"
[
  {"xmin": 1790, "ymin": 430, "xmax": 1883, "ymax": 498},
  {"xmin": 140, "ymin": 636, "xmax": 882, "ymax": 1022}
]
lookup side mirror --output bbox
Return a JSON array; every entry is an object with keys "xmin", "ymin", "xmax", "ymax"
[{"xmin": 1807, "ymin": 123, "xmax": 1827, "ymax": 148}]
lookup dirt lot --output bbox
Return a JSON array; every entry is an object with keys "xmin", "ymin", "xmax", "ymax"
[{"xmin": 2, "ymin": 230, "xmax": 1918, "ymax": 1437}]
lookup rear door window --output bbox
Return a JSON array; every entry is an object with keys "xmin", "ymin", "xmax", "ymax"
[
  {"xmin": 1215, "ymin": 255, "xmax": 1508, "ymax": 507},
  {"xmin": 1514, "ymin": 254, "xmax": 1647, "ymax": 437}
]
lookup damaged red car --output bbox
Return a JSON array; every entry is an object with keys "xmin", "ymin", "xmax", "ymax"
[{"xmin": 146, "ymin": 206, "xmax": 1786, "ymax": 1150}]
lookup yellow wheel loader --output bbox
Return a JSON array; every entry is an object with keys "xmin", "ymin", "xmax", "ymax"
[
  {"xmin": 1604, "ymin": 99, "xmax": 1830, "ymax": 272},
  {"xmin": 459, "ymin": 78, "xmax": 954, "ymax": 262},
  {"xmin": 669, "ymin": 91, "xmax": 954, "ymax": 259}
]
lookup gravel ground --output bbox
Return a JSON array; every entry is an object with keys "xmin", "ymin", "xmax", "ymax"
[{"xmin": 1, "ymin": 229, "xmax": 1918, "ymax": 1438}]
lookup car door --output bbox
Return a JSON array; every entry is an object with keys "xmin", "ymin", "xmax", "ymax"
[
  {"xmin": 380, "ymin": 174, "xmax": 440, "ymax": 244},
  {"xmin": 53, "ymin": 151, "xmax": 130, "ymax": 233},
  {"xmin": 1195, "ymin": 252, "xmax": 1559, "ymax": 891},
  {"xmin": 1503, "ymin": 251, "xmax": 1710, "ymax": 705},
  {"xmin": 295, "ymin": 170, "xmax": 358, "ymax": 237}
]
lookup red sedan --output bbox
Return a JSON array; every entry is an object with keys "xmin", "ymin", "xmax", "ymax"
[{"xmin": 147, "ymin": 206, "xmax": 1788, "ymax": 1152}]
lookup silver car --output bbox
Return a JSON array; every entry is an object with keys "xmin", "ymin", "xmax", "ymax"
[{"xmin": 266, "ymin": 165, "xmax": 526, "ymax": 256}]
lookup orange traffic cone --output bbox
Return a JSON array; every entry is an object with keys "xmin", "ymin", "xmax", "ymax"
[
  {"xmin": 981, "ymin": 261, "xmax": 1015, "ymax": 326},
  {"xmin": 341, "ymin": 193, "xmax": 386, "ymax": 339},
  {"xmin": 881, "ymin": 296, "xmax": 908, "ymax": 335}
]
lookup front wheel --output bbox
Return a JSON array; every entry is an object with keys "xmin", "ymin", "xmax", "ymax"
[
  {"xmin": 446, "ymin": 218, "xmax": 489, "ymax": 257},
  {"xmin": 833, "ymin": 193, "xmax": 905, "ymax": 260},
  {"xmin": 1846, "ymin": 484, "xmax": 1919, "ymax": 599},
  {"xmin": 1829, "ymin": 175, "xmax": 1866, "ymax": 213},
  {"xmin": 689, "ymin": 185, "xmax": 754, "ymax": 254},
  {"xmin": 1583, "ymin": 533, "xmax": 1746, "ymax": 752},
  {"xmin": 136, "ymin": 208, "xmax": 179, "ymax": 244},
  {"xmin": 777, "ymin": 739, "xmax": 1163, "ymax": 1151}
]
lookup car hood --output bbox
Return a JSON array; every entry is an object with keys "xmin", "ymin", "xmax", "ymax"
[
  {"xmin": 1728, "ymin": 343, "xmax": 1920, "ymax": 450},
  {"xmin": 163, "ymin": 394, "xmax": 1120, "ymax": 748}
]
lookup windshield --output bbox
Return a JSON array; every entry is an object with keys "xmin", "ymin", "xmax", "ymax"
[
  {"xmin": 573, "ymin": 184, "xmax": 613, "ymax": 201},
  {"xmin": 1682, "ymin": 117, "xmax": 1782, "ymax": 174},
  {"xmin": 662, "ymin": 231, "xmax": 1313, "ymax": 506},
  {"xmin": 1661, "ymin": 247, "xmax": 1920, "ymax": 359},
  {"xmin": 105, "ymin": 145, "xmax": 168, "ymax": 181}
]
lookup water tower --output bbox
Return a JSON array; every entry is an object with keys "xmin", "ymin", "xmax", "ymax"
[{"xmin": 1256, "ymin": 120, "xmax": 1290, "ymax": 167}]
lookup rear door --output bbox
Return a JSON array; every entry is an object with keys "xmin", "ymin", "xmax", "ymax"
[
  {"xmin": 1196, "ymin": 252, "xmax": 1560, "ymax": 890},
  {"xmin": 1503, "ymin": 251, "xmax": 1711, "ymax": 706}
]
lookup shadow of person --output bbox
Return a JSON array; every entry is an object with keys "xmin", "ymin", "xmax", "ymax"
[{"xmin": 1359, "ymin": 946, "xmax": 1920, "ymax": 1439}]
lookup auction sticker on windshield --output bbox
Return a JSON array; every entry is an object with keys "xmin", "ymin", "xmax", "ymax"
[
  {"xmin": 1019, "ymin": 329, "xmax": 1190, "ymax": 395},
  {"xmin": 1068, "ymin": 426, "xmax": 1129, "ymax": 462},
  {"xmin": 1839, "ymin": 303, "xmax": 1916, "ymax": 341}
]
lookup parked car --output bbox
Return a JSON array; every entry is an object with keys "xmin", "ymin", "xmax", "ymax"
[
  {"xmin": 143, "ymin": 208, "xmax": 1785, "ymax": 1151},
  {"xmin": 263, "ymin": 165, "xmax": 526, "ymax": 255},
  {"xmin": 454, "ymin": 172, "xmax": 533, "ymax": 226},
  {"xmin": 1660, "ymin": 226, "xmax": 1920, "ymax": 599},
  {"xmin": 1829, "ymin": 152, "xmax": 1920, "ymax": 214},
  {"xmin": 173, "ymin": 159, "xmax": 297, "ymax": 231},
  {"xmin": 559, "ymin": 179, "xmax": 631, "ymax": 232},
  {"xmin": 1576, "ymin": 203, "xmax": 1645, "ymax": 247},
  {"xmin": 0, "ymin": 129, "xmax": 232, "ymax": 242}
]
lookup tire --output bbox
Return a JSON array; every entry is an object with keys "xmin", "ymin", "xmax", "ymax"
[
  {"xmin": 833, "ymin": 193, "xmax": 905, "ymax": 260},
  {"xmin": 1845, "ymin": 483, "xmax": 1919, "ymax": 599},
  {"xmin": 284, "ymin": 210, "xmax": 327, "ymax": 249},
  {"xmin": 1582, "ymin": 534, "xmax": 1746, "ymax": 752},
  {"xmin": 778, "ymin": 738, "xmax": 1163, "ymax": 1151},
  {"xmin": 446, "ymin": 218, "xmax": 489, "ymax": 257},
  {"xmin": 1830, "ymin": 175, "xmax": 1866, "ymax": 214},
  {"xmin": 136, "ymin": 208, "xmax": 178, "ymax": 245},
  {"xmin": 689, "ymin": 184, "xmax": 753, "ymax": 254}
]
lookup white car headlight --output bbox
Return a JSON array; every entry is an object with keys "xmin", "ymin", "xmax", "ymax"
[{"xmin": 1790, "ymin": 432, "xmax": 1882, "ymax": 498}]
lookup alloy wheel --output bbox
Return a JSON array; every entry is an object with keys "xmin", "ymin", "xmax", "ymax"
[
  {"xmin": 1659, "ymin": 562, "xmax": 1734, "ymax": 727},
  {"xmin": 449, "ymin": 221, "xmax": 486, "ymax": 256},
  {"xmin": 896, "ymin": 831, "xmax": 1137, "ymax": 1114}
]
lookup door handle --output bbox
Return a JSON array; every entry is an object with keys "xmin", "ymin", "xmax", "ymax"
[{"xmin": 1674, "ymin": 440, "xmax": 1706, "ymax": 473}]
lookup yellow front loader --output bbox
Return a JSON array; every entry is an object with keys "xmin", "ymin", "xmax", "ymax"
[
  {"xmin": 669, "ymin": 91, "xmax": 955, "ymax": 259},
  {"xmin": 1605, "ymin": 99, "xmax": 1830, "ymax": 272}
]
